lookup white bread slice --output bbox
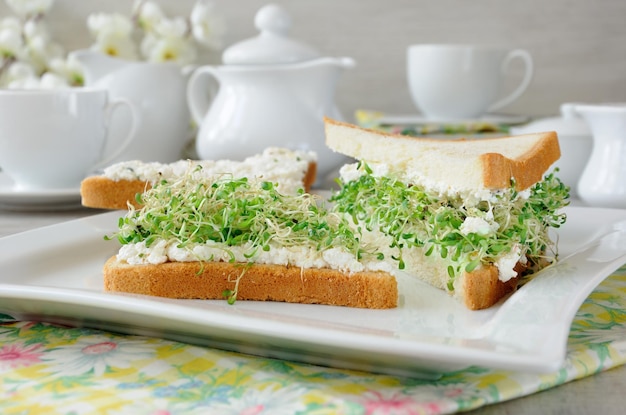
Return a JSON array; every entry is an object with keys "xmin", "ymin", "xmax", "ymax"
[
  {"xmin": 394, "ymin": 240, "xmax": 521, "ymax": 310},
  {"xmin": 324, "ymin": 117, "xmax": 560, "ymax": 191},
  {"xmin": 103, "ymin": 256, "xmax": 398, "ymax": 309},
  {"xmin": 81, "ymin": 148, "xmax": 317, "ymax": 210}
]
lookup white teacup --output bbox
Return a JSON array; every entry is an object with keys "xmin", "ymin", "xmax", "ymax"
[
  {"xmin": 407, "ymin": 44, "xmax": 534, "ymax": 120},
  {"xmin": 0, "ymin": 88, "xmax": 138, "ymax": 190}
]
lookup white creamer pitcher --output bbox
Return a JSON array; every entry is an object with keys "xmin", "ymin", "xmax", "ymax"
[
  {"xmin": 71, "ymin": 50, "xmax": 192, "ymax": 163},
  {"xmin": 575, "ymin": 103, "xmax": 626, "ymax": 208},
  {"xmin": 187, "ymin": 4, "xmax": 354, "ymax": 184}
]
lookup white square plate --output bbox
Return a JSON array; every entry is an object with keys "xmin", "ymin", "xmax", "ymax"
[{"xmin": 1, "ymin": 206, "xmax": 625, "ymax": 379}]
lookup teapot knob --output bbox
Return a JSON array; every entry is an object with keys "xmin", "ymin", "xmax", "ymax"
[
  {"xmin": 222, "ymin": 3, "xmax": 319, "ymax": 64},
  {"xmin": 255, "ymin": 4, "xmax": 292, "ymax": 36}
]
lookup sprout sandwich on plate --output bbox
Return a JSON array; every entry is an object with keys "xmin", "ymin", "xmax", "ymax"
[
  {"xmin": 100, "ymin": 148, "xmax": 397, "ymax": 309},
  {"xmin": 81, "ymin": 148, "xmax": 319, "ymax": 210},
  {"xmin": 325, "ymin": 117, "xmax": 569, "ymax": 310}
]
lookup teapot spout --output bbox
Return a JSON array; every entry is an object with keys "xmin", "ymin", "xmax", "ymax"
[
  {"xmin": 336, "ymin": 56, "xmax": 356, "ymax": 69},
  {"xmin": 69, "ymin": 49, "xmax": 132, "ymax": 85},
  {"xmin": 300, "ymin": 56, "xmax": 355, "ymax": 70}
]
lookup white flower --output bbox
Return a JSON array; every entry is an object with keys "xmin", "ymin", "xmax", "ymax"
[
  {"xmin": 48, "ymin": 56, "xmax": 84, "ymax": 85},
  {"xmin": 133, "ymin": 0, "xmax": 166, "ymax": 33},
  {"xmin": 87, "ymin": 12, "xmax": 134, "ymax": 38},
  {"xmin": 570, "ymin": 324, "xmax": 626, "ymax": 348},
  {"xmin": 0, "ymin": 16, "xmax": 22, "ymax": 33},
  {"xmin": 22, "ymin": 18, "xmax": 51, "ymax": 42},
  {"xmin": 39, "ymin": 72, "xmax": 70, "ymax": 88},
  {"xmin": 42, "ymin": 335, "xmax": 156, "ymax": 377},
  {"xmin": 25, "ymin": 34, "xmax": 64, "ymax": 73},
  {"xmin": 4, "ymin": 60, "xmax": 36, "ymax": 81},
  {"xmin": 142, "ymin": 34, "xmax": 197, "ymax": 65},
  {"xmin": 9, "ymin": 71, "xmax": 71, "ymax": 89},
  {"xmin": 7, "ymin": 76, "xmax": 40, "ymax": 89},
  {"xmin": 141, "ymin": 18, "xmax": 197, "ymax": 65},
  {"xmin": 84, "ymin": 1, "xmax": 225, "ymax": 66},
  {"xmin": 153, "ymin": 16, "xmax": 190, "ymax": 39},
  {"xmin": 0, "ymin": 26, "xmax": 24, "ymax": 59},
  {"xmin": 190, "ymin": 0, "xmax": 225, "ymax": 50},
  {"xmin": 91, "ymin": 30, "xmax": 138, "ymax": 60},
  {"xmin": 1, "ymin": 61, "xmax": 38, "ymax": 90},
  {"xmin": 209, "ymin": 385, "xmax": 308, "ymax": 415},
  {"xmin": 5, "ymin": 0, "xmax": 54, "ymax": 19},
  {"xmin": 87, "ymin": 13, "xmax": 139, "ymax": 60},
  {"xmin": 7, "ymin": 70, "xmax": 70, "ymax": 89}
]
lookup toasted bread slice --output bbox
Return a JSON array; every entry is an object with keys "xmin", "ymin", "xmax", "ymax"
[
  {"xmin": 81, "ymin": 148, "xmax": 317, "ymax": 209},
  {"xmin": 103, "ymin": 256, "xmax": 398, "ymax": 309}
]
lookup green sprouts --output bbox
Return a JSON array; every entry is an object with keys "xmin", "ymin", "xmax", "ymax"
[
  {"xmin": 112, "ymin": 172, "xmax": 374, "ymax": 264},
  {"xmin": 110, "ymin": 171, "xmax": 386, "ymax": 304},
  {"xmin": 330, "ymin": 164, "xmax": 569, "ymax": 287}
]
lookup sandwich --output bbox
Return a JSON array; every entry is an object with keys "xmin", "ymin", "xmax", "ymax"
[
  {"xmin": 324, "ymin": 117, "xmax": 569, "ymax": 310},
  {"xmin": 80, "ymin": 147, "xmax": 318, "ymax": 210},
  {"xmin": 101, "ymin": 154, "xmax": 398, "ymax": 309}
]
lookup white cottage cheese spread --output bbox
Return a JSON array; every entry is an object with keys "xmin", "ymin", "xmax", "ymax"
[
  {"xmin": 103, "ymin": 147, "xmax": 316, "ymax": 196},
  {"xmin": 338, "ymin": 161, "xmax": 532, "ymax": 206},
  {"xmin": 460, "ymin": 216, "xmax": 499, "ymax": 236},
  {"xmin": 117, "ymin": 239, "xmax": 392, "ymax": 274},
  {"xmin": 496, "ymin": 244, "xmax": 523, "ymax": 282}
]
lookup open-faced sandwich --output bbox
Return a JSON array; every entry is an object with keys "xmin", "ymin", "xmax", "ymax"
[
  {"xmin": 80, "ymin": 147, "xmax": 318, "ymax": 210},
  {"xmin": 98, "ymin": 150, "xmax": 398, "ymax": 309},
  {"xmin": 325, "ymin": 117, "xmax": 569, "ymax": 310}
]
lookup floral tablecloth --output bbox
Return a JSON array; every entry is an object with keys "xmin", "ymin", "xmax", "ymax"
[{"xmin": 1, "ymin": 265, "xmax": 626, "ymax": 414}]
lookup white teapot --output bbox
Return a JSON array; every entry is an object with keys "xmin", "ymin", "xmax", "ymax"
[
  {"xmin": 71, "ymin": 50, "xmax": 192, "ymax": 163},
  {"xmin": 187, "ymin": 4, "xmax": 354, "ymax": 184}
]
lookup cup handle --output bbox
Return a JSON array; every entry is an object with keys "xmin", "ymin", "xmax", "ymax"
[
  {"xmin": 93, "ymin": 98, "xmax": 140, "ymax": 169},
  {"xmin": 186, "ymin": 66, "xmax": 219, "ymax": 126},
  {"xmin": 487, "ymin": 49, "xmax": 534, "ymax": 113}
]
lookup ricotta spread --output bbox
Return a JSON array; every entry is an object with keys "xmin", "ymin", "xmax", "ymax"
[
  {"xmin": 103, "ymin": 147, "xmax": 316, "ymax": 196},
  {"xmin": 460, "ymin": 216, "xmax": 499, "ymax": 236},
  {"xmin": 495, "ymin": 244, "xmax": 522, "ymax": 282},
  {"xmin": 339, "ymin": 161, "xmax": 531, "ymax": 206},
  {"xmin": 117, "ymin": 239, "xmax": 392, "ymax": 274}
]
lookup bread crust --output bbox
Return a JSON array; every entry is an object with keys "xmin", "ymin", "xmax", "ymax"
[
  {"xmin": 103, "ymin": 256, "xmax": 398, "ymax": 309},
  {"xmin": 81, "ymin": 176, "xmax": 151, "ymax": 209},
  {"xmin": 479, "ymin": 131, "xmax": 561, "ymax": 190},
  {"xmin": 460, "ymin": 265, "xmax": 519, "ymax": 310},
  {"xmin": 396, "ymin": 239, "xmax": 522, "ymax": 310},
  {"xmin": 324, "ymin": 117, "xmax": 560, "ymax": 191},
  {"xmin": 81, "ymin": 161, "xmax": 317, "ymax": 210}
]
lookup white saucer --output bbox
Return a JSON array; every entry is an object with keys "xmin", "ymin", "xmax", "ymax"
[
  {"xmin": 377, "ymin": 113, "xmax": 530, "ymax": 126},
  {"xmin": 0, "ymin": 173, "xmax": 82, "ymax": 211}
]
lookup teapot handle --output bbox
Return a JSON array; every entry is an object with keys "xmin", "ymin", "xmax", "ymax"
[{"xmin": 187, "ymin": 66, "xmax": 220, "ymax": 126}]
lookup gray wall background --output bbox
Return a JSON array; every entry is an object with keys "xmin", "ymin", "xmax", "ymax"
[{"xmin": 2, "ymin": 0, "xmax": 625, "ymax": 120}]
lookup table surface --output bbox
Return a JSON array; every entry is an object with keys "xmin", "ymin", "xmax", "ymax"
[{"xmin": 1, "ymin": 207, "xmax": 625, "ymax": 414}]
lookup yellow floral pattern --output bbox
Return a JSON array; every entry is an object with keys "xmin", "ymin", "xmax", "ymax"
[{"xmin": 1, "ymin": 266, "xmax": 626, "ymax": 414}]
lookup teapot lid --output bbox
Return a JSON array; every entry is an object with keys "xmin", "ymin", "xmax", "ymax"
[{"xmin": 222, "ymin": 4, "xmax": 320, "ymax": 65}]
